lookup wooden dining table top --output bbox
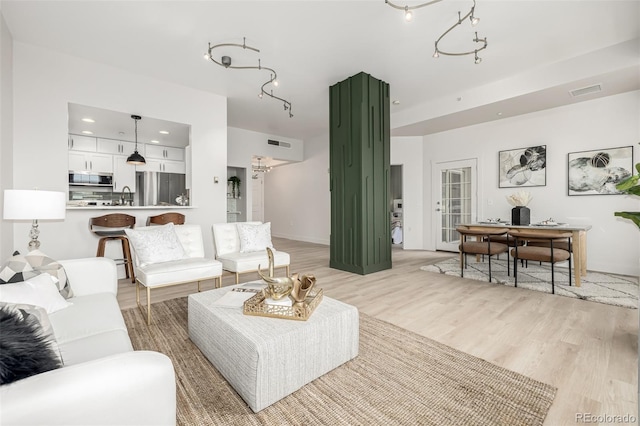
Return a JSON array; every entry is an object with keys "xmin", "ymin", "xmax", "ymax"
[{"xmin": 461, "ymin": 222, "xmax": 592, "ymax": 231}]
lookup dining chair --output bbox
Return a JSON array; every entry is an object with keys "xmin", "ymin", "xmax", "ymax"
[
  {"xmin": 456, "ymin": 226, "xmax": 509, "ymax": 282},
  {"xmin": 508, "ymin": 229, "xmax": 572, "ymax": 294}
]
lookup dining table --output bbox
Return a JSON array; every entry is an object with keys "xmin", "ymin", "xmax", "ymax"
[{"xmin": 459, "ymin": 222, "xmax": 592, "ymax": 287}]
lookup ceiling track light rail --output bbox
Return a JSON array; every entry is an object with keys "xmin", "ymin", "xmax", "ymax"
[
  {"xmin": 205, "ymin": 37, "xmax": 293, "ymax": 118},
  {"xmin": 433, "ymin": 1, "xmax": 487, "ymax": 64},
  {"xmin": 386, "ymin": 0, "xmax": 487, "ymax": 64}
]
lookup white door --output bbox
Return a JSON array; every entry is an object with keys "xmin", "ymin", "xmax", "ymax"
[
  {"xmin": 252, "ymin": 173, "xmax": 264, "ymax": 222},
  {"xmin": 433, "ymin": 159, "xmax": 477, "ymax": 252}
]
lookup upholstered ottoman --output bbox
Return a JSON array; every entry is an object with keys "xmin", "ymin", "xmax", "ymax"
[{"xmin": 188, "ymin": 285, "xmax": 359, "ymax": 412}]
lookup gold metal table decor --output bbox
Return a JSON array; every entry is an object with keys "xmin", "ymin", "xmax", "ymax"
[
  {"xmin": 243, "ymin": 287, "xmax": 323, "ymax": 321},
  {"xmin": 246, "ymin": 247, "xmax": 322, "ymax": 320}
]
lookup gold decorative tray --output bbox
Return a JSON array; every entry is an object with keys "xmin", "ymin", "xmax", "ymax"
[{"xmin": 243, "ymin": 288, "xmax": 323, "ymax": 321}]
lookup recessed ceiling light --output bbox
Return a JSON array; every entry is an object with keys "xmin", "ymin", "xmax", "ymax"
[
  {"xmin": 150, "ymin": 140, "xmax": 160, "ymax": 144},
  {"xmin": 81, "ymin": 118, "xmax": 95, "ymax": 123},
  {"xmin": 392, "ymin": 100, "xmax": 400, "ymax": 105},
  {"xmin": 81, "ymin": 130, "xmax": 93, "ymax": 135},
  {"xmin": 159, "ymin": 130, "xmax": 169, "ymax": 135}
]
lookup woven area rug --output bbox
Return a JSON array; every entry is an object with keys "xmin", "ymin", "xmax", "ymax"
[
  {"xmin": 421, "ymin": 257, "xmax": 638, "ymax": 309},
  {"xmin": 123, "ymin": 297, "xmax": 556, "ymax": 426}
]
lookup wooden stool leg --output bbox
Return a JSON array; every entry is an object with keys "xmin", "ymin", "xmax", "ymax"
[
  {"xmin": 96, "ymin": 238, "xmax": 107, "ymax": 257},
  {"xmin": 121, "ymin": 237, "xmax": 135, "ymax": 283},
  {"xmin": 118, "ymin": 238, "xmax": 131, "ymax": 280}
]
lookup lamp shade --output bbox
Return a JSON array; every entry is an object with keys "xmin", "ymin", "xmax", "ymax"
[{"xmin": 3, "ymin": 190, "xmax": 66, "ymax": 220}]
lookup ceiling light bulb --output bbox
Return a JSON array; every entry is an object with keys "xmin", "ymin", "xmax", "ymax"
[
  {"xmin": 81, "ymin": 118, "xmax": 95, "ymax": 123},
  {"xmin": 273, "ymin": 80, "xmax": 279, "ymax": 87},
  {"xmin": 258, "ymin": 93, "xmax": 263, "ymax": 99},
  {"xmin": 204, "ymin": 52, "xmax": 210, "ymax": 60},
  {"xmin": 474, "ymin": 55, "xmax": 482, "ymax": 64},
  {"xmin": 159, "ymin": 130, "xmax": 169, "ymax": 135},
  {"xmin": 433, "ymin": 50, "xmax": 440, "ymax": 58},
  {"xmin": 471, "ymin": 16, "xmax": 480, "ymax": 26},
  {"xmin": 404, "ymin": 7, "xmax": 413, "ymax": 21},
  {"xmin": 150, "ymin": 140, "xmax": 160, "ymax": 143},
  {"xmin": 81, "ymin": 130, "xmax": 93, "ymax": 135}
]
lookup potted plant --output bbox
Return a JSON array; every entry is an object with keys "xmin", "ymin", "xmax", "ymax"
[
  {"xmin": 228, "ymin": 176, "xmax": 241, "ymax": 198},
  {"xmin": 614, "ymin": 162, "xmax": 640, "ymax": 228}
]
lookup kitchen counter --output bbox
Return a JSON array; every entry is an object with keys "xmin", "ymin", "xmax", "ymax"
[{"xmin": 67, "ymin": 205, "xmax": 195, "ymax": 210}]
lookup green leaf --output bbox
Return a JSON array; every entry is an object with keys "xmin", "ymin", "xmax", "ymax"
[
  {"xmin": 614, "ymin": 211, "xmax": 640, "ymax": 228},
  {"xmin": 636, "ymin": 162, "xmax": 640, "ymax": 174},
  {"xmin": 626, "ymin": 186, "xmax": 640, "ymax": 196},
  {"xmin": 616, "ymin": 174, "xmax": 639, "ymax": 191}
]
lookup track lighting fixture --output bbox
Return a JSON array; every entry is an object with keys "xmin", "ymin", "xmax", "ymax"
[
  {"xmin": 386, "ymin": 0, "xmax": 488, "ymax": 64},
  {"xmin": 205, "ymin": 37, "xmax": 293, "ymax": 118},
  {"xmin": 385, "ymin": 0, "xmax": 444, "ymax": 20}
]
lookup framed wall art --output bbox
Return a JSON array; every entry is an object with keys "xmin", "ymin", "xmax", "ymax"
[
  {"xmin": 498, "ymin": 145, "xmax": 546, "ymax": 188},
  {"xmin": 568, "ymin": 146, "xmax": 634, "ymax": 196}
]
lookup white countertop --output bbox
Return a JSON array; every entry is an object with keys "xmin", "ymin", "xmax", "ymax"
[{"xmin": 67, "ymin": 205, "xmax": 195, "ymax": 210}]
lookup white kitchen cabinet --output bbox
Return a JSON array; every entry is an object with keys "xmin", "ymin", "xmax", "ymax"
[
  {"xmin": 68, "ymin": 151, "xmax": 113, "ymax": 173},
  {"xmin": 144, "ymin": 144, "xmax": 185, "ymax": 161},
  {"xmin": 113, "ymin": 155, "xmax": 137, "ymax": 192},
  {"xmin": 68, "ymin": 135, "xmax": 97, "ymax": 152},
  {"xmin": 97, "ymin": 138, "xmax": 137, "ymax": 156},
  {"xmin": 136, "ymin": 159, "xmax": 185, "ymax": 174}
]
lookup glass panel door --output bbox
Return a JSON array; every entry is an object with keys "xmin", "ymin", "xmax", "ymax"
[{"xmin": 434, "ymin": 159, "xmax": 477, "ymax": 251}]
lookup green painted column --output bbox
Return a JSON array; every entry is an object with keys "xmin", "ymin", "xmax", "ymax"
[{"xmin": 329, "ymin": 72, "xmax": 391, "ymax": 275}]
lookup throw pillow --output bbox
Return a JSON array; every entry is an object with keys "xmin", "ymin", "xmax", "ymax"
[
  {"xmin": 0, "ymin": 274, "xmax": 73, "ymax": 314},
  {"xmin": 125, "ymin": 223, "xmax": 186, "ymax": 267},
  {"xmin": 24, "ymin": 250, "xmax": 73, "ymax": 299},
  {"xmin": 0, "ymin": 302, "xmax": 62, "ymax": 364},
  {"xmin": 237, "ymin": 222, "xmax": 274, "ymax": 253},
  {"xmin": 0, "ymin": 251, "xmax": 38, "ymax": 284},
  {"xmin": 0, "ymin": 305, "xmax": 62, "ymax": 385}
]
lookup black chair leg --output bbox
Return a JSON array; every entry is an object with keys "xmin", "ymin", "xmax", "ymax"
[
  {"xmin": 551, "ymin": 262, "xmax": 555, "ymax": 294},
  {"xmin": 488, "ymin": 255, "xmax": 492, "ymax": 282}
]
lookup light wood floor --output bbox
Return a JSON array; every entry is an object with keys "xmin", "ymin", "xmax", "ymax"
[{"xmin": 117, "ymin": 238, "xmax": 639, "ymax": 426}]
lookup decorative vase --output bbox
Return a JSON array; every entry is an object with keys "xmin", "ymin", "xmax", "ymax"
[
  {"xmin": 511, "ymin": 206, "xmax": 530, "ymax": 226},
  {"xmin": 290, "ymin": 274, "xmax": 316, "ymax": 306}
]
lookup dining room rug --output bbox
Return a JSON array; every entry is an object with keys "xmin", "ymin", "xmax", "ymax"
[
  {"xmin": 123, "ymin": 297, "xmax": 556, "ymax": 426},
  {"xmin": 421, "ymin": 257, "xmax": 638, "ymax": 309}
]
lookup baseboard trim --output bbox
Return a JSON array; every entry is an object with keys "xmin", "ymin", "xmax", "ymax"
[{"xmin": 271, "ymin": 232, "xmax": 329, "ymax": 246}]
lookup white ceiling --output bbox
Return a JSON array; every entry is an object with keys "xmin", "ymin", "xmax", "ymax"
[
  {"xmin": 68, "ymin": 103, "xmax": 191, "ymax": 147},
  {"xmin": 2, "ymin": 1, "xmax": 639, "ymax": 141}
]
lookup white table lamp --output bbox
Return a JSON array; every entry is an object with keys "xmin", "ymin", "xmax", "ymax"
[{"xmin": 3, "ymin": 189, "xmax": 66, "ymax": 251}]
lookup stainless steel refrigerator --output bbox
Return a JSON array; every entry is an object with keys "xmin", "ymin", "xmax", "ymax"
[{"xmin": 136, "ymin": 171, "xmax": 187, "ymax": 206}]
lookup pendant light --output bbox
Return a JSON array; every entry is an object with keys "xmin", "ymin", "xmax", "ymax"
[{"xmin": 126, "ymin": 114, "xmax": 146, "ymax": 165}]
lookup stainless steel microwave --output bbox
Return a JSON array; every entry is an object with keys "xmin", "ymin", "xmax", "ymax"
[{"xmin": 68, "ymin": 171, "xmax": 113, "ymax": 186}]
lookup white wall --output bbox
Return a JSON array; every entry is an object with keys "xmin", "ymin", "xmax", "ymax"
[
  {"xmin": 227, "ymin": 126, "xmax": 303, "ymax": 223},
  {"xmin": 0, "ymin": 10, "xmax": 13, "ymax": 260},
  {"xmin": 422, "ymin": 91, "xmax": 640, "ymax": 276},
  {"xmin": 11, "ymin": 42, "xmax": 227, "ymax": 260},
  {"xmin": 391, "ymin": 136, "xmax": 424, "ymax": 249},
  {"xmin": 266, "ymin": 132, "xmax": 330, "ymax": 245}
]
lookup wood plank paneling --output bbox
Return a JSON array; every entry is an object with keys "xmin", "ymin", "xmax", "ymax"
[{"xmin": 329, "ymin": 72, "xmax": 391, "ymax": 274}]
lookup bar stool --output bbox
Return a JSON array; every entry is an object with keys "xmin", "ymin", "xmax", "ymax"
[
  {"xmin": 146, "ymin": 212, "xmax": 185, "ymax": 226},
  {"xmin": 90, "ymin": 214, "xmax": 136, "ymax": 283}
]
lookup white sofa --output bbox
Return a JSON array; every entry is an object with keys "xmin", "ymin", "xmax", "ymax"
[
  {"xmin": 0, "ymin": 257, "xmax": 176, "ymax": 426},
  {"xmin": 212, "ymin": 222, "xmax": 290, "ymax": 284}
]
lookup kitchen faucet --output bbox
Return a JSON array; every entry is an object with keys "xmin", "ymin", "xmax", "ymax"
[{"xmin": 121, "ymin": 186, "xmax": 133, "ymax": 206}]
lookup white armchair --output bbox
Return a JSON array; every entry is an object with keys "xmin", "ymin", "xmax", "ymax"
[
  {"xmin": 212, "ymin": 222, "xmax": 290, "ymax": 284},
  {"xmin": 129, "ymin": 224, "xmax": 223, "ymax": 325}
]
